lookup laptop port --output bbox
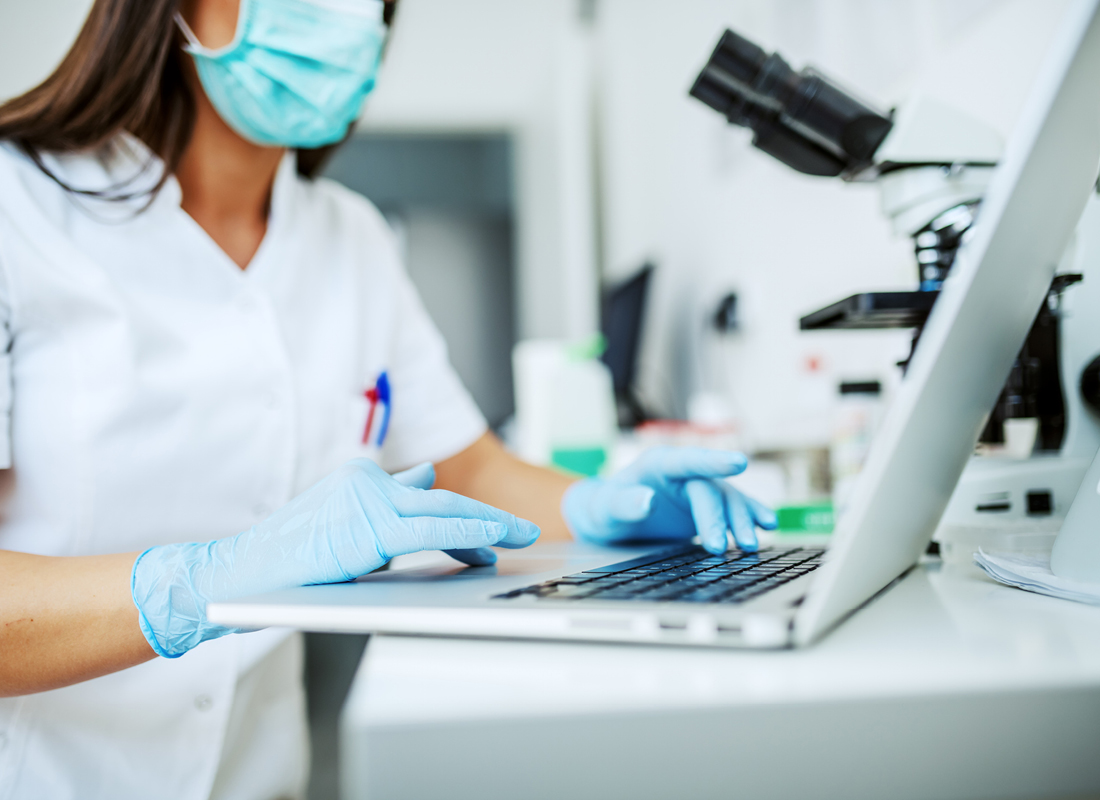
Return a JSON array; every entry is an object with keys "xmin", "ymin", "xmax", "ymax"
[
  {"xmin": 976, "ymin": 492, "xmax": 1010, "ymax": 513},
  {"xmin": 1026, "ymin": 490, "xmax": 1053, "ymax": 515}
]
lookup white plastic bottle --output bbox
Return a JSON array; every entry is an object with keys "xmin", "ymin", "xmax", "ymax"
[{"xmin": 513, "ymin": 337, "xmax": 618, "ymax": 476}]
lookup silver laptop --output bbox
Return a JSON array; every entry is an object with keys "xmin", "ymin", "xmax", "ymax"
[{"xmin": 209, "ymin": 0, "xmax": 1100, "ymax": 649}]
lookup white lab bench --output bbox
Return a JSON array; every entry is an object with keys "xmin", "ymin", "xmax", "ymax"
[{"xmin": 339, "ymin": 559, "xmax": 1100, "ymax": 800}]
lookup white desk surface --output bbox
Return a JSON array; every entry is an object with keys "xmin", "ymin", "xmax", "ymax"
[{"xmin": 341, "ymin": 559, "xmax": 1100, "ymax": 800}]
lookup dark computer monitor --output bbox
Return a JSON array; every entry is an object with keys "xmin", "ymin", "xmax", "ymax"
[{"xmin": 601, "ymin": 264, "xmax": 653, "ymax": 425}]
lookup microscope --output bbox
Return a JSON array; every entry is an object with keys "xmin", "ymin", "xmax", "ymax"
[{"xmin": 690, "ymin": 30, "xmax": 1100, "ymax": 553}]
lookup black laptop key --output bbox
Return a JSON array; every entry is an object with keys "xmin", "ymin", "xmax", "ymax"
[
  {"xmin": 549, "ymin": 585, "xmax": 598, "ymax": 598},
  {"xmin": 736, "ymin": 569, "xmax": 768, "ymax": 579},
  {"xmin": 638, "ymin": 585, "xmax": 689, "ymax": 599},
  {"xmin": 678, "ymin": 585, "xmax": 730, "ymax": 599},
  {"xmin": 680, "ymin": 576, "xmax": 722, "ymax": 586},
  {"xmin": 578, "ymin": 546, "xmax": 699, "ymax": 574},
  {"xmin": 715, "ymin": 575, "xmax": 756, "ymax": 586},
  {"xmin": 730, "ymin": 563, "xmax": 769, "ymax": 574}
]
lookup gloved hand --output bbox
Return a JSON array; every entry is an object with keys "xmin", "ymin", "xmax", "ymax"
[
  {"xmin": 132, "ymin": 458, "xmax": 540, "ymax": 658},
  {"xmin": 562, "ymin": 447, "xmax": 776, "ymax": 555}
]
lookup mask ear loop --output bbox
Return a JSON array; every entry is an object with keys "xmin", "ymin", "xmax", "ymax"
[{"xmin": 173, "ymin": 13, "xmax": 204, "ymax": 52}]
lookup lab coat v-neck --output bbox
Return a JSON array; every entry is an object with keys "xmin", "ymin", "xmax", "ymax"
[{"xmin": 0, "ymin": 137, "xmax": 487, "ymax": 800}]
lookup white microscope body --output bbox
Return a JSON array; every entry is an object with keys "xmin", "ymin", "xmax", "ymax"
[
  {"xmin": 935, "ymin": 196, "xmax": 1100, "ymax": 563},
  {"xmin": 873, "ymin": 96, "xmax": 1100, "ymax": 565}
]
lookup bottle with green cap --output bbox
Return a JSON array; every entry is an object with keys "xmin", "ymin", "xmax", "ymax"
[{"xmin": 513, "ymin": 335, "xmax": 618, "ymax": 477}]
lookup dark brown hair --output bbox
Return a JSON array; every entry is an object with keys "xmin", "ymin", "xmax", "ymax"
[{"xmin": 0, "ymin": 0, "xmax": 398, "ymax": 199}]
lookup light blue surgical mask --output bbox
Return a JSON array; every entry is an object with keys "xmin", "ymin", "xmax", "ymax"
[{"xmin": 176, "ymin": 0, "xmax": 387, "ymax": 148}]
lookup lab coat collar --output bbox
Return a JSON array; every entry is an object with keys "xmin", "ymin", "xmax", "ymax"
[{"xmin": 34, "ymin": 133, "xmax": 301, "ymax": 226}]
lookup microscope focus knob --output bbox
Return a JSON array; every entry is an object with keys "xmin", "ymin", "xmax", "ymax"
[{"xmin": 1081, "ymin": 355, "xmax": 1100, "ymax": 413}]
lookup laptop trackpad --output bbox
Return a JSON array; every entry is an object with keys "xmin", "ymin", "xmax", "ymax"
[
  {"xmin": 352, "ymin": 542, "xmax": 639, "ymax": 585},
  {"xmin": 353, "ymin": 558, "xmax": 577, "ymax": 584}
]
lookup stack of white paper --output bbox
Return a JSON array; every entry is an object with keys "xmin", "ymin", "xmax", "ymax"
[{"xmin": 974, "ymin": 549, "xmax": 1100, "ymax": 606}]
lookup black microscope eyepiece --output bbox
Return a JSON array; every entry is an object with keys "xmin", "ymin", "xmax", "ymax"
[{"xmin": 690, "ymin": 29, "xmax": 893, "ymax": 177}]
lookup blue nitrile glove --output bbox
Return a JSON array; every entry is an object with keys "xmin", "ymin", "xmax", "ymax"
[
  {"xmin": 562, "ymin": 447, "xmax": 777, "ymax": 555},
  {"xmin": 132, "ymin": 458, "xmax": 540, "ymax": 658}
]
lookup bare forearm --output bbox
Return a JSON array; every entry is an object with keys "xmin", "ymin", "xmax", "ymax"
[
  {"xmin": 434, "ymin": 433, "xmax": 577, "ymax": 540},
  {"xmin": 0, "ymin": 550, "xmax": 155, "ymax": 697}
]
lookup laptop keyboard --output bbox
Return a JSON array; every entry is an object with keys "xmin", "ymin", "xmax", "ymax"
[{"xmin": 493, "ymin": 546, "xmax": 824, "ymax": 605}]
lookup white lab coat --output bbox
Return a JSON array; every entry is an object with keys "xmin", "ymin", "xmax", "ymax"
[{"xmin": 0, "ymin": 136, "xmax": 487, "ymax": 800}]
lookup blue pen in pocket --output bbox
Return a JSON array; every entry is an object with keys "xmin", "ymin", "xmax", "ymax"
[{"xmin": 361, "ymin": 371, "xmax": 392, "ymax": 447}]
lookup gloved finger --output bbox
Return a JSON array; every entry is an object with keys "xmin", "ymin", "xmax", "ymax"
[
  {"xmin": 720, "ymin": 482, "xmax": 777, "ymax": 530},
  {"xmin": 443, "ymin": 547, "xmax": 498, "ymax": 567},
  {"xmin": 725, "ymin": 488, "xmax": 760, "ymax": 552},
  {"xmin": 392, "ymin": 488, "xmax": 541, "ymax": 548},
  {"xmin": 628, "ymin": 448, "xmax": 749, "ymax": 483},
  {"xmin": 382, "ymin": 518, "xmax": 509, "ymax": 559},
  {"xmin": 744, "ymin": 492, "xmax": 778, "ymax": 530},
  {"xmin": 490, "ymin": 523, "xmax": 541, "ymax": 549},
  {"xmin": 392, "ymin": 462, "xmax": 435, "ymax": 490},
  {"xmin": 685, "ymin": 479, "xmax": 731, "ymax": 555},
  {"xmin": 599, "ymin": 484, "xmax": 655, "ymax": 524}
]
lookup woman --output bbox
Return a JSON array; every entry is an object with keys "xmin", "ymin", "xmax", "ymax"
[{"xmin": 0, "ymin": 0, "xmax": 775, "ymax": 797}]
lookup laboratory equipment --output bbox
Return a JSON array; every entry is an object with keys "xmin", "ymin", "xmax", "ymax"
[
  {"xmin": 691, "ymin": 25, "xmax": 1100, "ymax": 554},
  {"xmin": 689, "ymin": 29, "xmax": 893, "ymax": 178}
]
